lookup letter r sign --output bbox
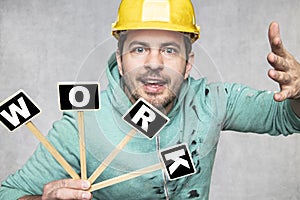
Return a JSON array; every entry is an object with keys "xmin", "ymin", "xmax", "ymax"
[
  {"xmin": 58, "ymin": 82, "xmax": 100, "ymax": 111},
  {"xmin": 0, "ymin": 90, "xmax": 41, "ymax": 132},
  {"xmin": 122, "ymin": 98, "xmax": 169, "ymax": 139}
]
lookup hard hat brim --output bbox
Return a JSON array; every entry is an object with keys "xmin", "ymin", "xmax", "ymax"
[{"xmin": 112, "ymin": 21, "xmax": 200, "ymax": 43}]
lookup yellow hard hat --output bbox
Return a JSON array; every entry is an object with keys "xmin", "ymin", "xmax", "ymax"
[{"xmin": 112, "ymin": 0, "xmax": 200, "ymax": 43}]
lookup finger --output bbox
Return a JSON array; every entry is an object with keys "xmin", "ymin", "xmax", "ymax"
[
  {"xmin": 268, "ymin": 69, "xmax": 291, "ymax": 85},
  {"xmin": 274, "ymin": 90, "xmax": 290, "ymax": 102},
  {"xmin": 50, "ymin": 188, "xmax": 92, "ymax": 200},
  {"xmin": 44, "ymin": 179, "xmax": 91, "ymax": 192},
  {"xmin": 268, "ymin": 22, "xmax": 285, "ymax": 57},
  {"xmin": 267, "ymin": 52, "xmax": 289, "ymax": 71}
]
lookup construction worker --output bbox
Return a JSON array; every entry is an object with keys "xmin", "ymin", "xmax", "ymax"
[{"xmin": 1, "ymin": 0, "xmax": 300, "ymax": 199}]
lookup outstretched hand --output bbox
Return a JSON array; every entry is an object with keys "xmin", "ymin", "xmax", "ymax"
[{"xmin": 267, "ymin": 22, "xmax": 300, "ymax": 102}]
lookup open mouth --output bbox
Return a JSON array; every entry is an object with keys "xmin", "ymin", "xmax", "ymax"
[{"xmin": 139, "ymin": 77, "xmax": 168, "ymax": 93}]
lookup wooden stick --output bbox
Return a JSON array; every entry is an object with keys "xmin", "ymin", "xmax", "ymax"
[
  {"xmin": 88, "ymin": 129, "xmax": 137, "ymax": 184},
  {"xmin": 78, "ymin": 111, "xmax": 87, "ymax": 180},
  {"xmin": 89, "ymin": 163, "xmax": 163, "ymax": 192},
  {"xmin": 25, "ymin": 121, "xmax": 80, "ymax": 179}
]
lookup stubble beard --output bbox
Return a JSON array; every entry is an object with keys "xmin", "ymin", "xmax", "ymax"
[
  {"xmin": 122, "ymin": 75, "xmax": 177, "ymax": 113},
  {"xmin": 131, "ymin": 88, "xmax": 176, "ymax": 112}
]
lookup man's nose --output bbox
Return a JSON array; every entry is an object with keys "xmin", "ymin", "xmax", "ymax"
[{"xmin": 144, "ymin": 49, "xmax": 164, "ymax": 70}]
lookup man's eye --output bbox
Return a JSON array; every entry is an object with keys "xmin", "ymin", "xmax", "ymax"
[
  {"xmin": 162, "ymin": 47, "xmax": 178, "ymax": 55},
  {"xmin": 133, "ymin": 47, "xmax": 146, "ymax": 54}
]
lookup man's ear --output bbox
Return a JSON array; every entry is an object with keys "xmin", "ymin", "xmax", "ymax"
[
  {"xmin": 116, "ymin": 49, "xmax": 123, "ymax": 76},
  {"xmin": 184, "ymin": 52, "xmax": 194, "ymax": 79}
]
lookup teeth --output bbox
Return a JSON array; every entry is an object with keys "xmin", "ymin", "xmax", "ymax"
[
  {"xmin": 147, "ymin": 80, "xmax": 160, "ymax": 84},
  {"xmin": 140, "ymin": 78, "xmax": 166, "ymax": 85}
]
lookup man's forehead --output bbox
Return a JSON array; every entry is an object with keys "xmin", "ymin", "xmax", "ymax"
[{"xmin": 125, "ymin": 29, "xmax": 185, "ymax": 46}]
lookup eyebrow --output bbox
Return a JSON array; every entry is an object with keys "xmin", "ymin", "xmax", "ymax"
[
  {"xmin": 161, "ymin": 42, "xmax": 181, "ymax": 50},
  {"xmin": 127, "ymin": 41, "xmax": 182, "ymax": 50},
  {"xmin": 127, "ymin": 41, "xmax": 150, "ymax": 49}
]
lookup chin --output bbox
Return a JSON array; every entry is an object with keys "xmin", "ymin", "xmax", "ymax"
[{"xmin": 140, "ymin": 92, "xmax": 175, "ymax": 112}]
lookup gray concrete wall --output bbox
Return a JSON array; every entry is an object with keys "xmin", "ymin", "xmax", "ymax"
[{"xmin": 0, "ymin": 0, "xmax": 299, "ymax": 199}]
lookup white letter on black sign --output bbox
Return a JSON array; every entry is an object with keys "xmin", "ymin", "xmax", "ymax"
[
  {"xmin": 0, "ymin": 97, "xmax": 31, "ymax": 127},
  {"xmin": 131, "ymin": 104, "xmax": 156, "ymax": 132},
  {"xmin": 69, "ymin": 86, "xmax": 90, "ymax": 108},
  {"xmin": 165, "ymin": 149, "xmax": 190, "ymax": 175}
]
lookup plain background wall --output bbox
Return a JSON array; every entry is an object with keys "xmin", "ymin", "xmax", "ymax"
[{"xmin": 0, "ymin": 0, "xmax": 300, "ymax": 199}]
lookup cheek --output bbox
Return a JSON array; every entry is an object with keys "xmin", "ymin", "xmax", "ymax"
[
  {"xmin": 166, "ymin": 60, "xmax": 187, "ymax": 75},
  {"xmin": 121, "ymin": 56, "xmax": 144, "ymax": 74}
]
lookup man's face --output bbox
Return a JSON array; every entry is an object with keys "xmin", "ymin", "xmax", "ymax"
[{"xmin": 117, "ymin": 30, "xmax": 193, "ymax": 113}]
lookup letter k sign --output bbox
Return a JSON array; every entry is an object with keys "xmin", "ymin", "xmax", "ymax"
[
  {"xmin": 165, "ymin": 149, "xmax": 190, "ymax": 175},
  {"xmin": 160, "ymin": 143, "xmax": 196, "ymax": 180}
]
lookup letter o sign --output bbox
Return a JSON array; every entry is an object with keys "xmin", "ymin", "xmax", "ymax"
[
  {"xmin": 58, "ymin": 82, "xmax": 100, "ymax": 111},
  {"xmin": 69, "ymin": 86, "xmax": 90, "ymax": 108}
]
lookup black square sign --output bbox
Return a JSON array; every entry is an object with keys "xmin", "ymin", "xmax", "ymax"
[
  {"xmin": 58, "ymin": 82, "xmax": 100, "ymax": 111},
  {"xmin": 160, "ymin": 143, "xmax": 196, "ymax": 180},
  {"xmin": 122, "ymin": 98, "xmax": 169, "ymax": 140},
  {"xmin": 0, "ymin": 90, "xmax": 41, "ymax": 132}
]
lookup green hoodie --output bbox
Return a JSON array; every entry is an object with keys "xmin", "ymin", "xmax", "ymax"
[{"xmin": 1, "ymin": 53, "xmax": 300, "ymax": 200}]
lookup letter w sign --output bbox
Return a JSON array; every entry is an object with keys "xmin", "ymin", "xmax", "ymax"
[{"xmin": 0, "ymin": 90, "xmax": 41, "ymax": 132}]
